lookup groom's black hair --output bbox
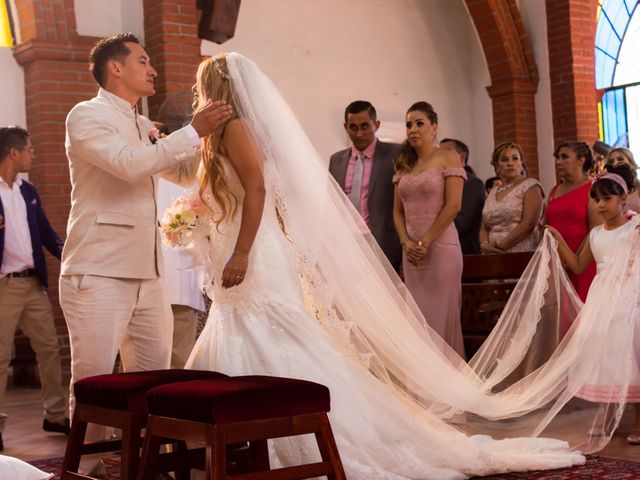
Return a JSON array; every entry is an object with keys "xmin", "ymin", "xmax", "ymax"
[
  {"xmin": 89, "ymin": 33, "xmax": 140, "ymax": 87},
  {"xmin": 344, "ymin": 101, "xmax": 377, "ymax": 122}
]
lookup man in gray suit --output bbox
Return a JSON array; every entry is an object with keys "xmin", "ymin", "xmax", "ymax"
[
  {"xmin": 440, "ymin": 138, "xmax": 485, "ymax": 254},
  {"xmin": 329, "ymin": 101, "xmax": 401, "ymax": 271}
]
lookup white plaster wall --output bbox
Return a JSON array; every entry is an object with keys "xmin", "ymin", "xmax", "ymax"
[
  {"xmin": 201, "ymin": 0, "xmax": 494, "ymax": 179},
  {"xmin": 517, "ymin": 0, "xmax": 556, "ymax": 192},
  {"xmin": 74, "ymin": 0, "xmax": 145, "ymax": 42},
  {"xmin": 0, "ymin": 47, "xmax": 25, "ymax": 127}
]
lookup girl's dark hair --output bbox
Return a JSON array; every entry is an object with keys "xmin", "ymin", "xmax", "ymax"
[
  {"xmin": 553, "ymin": 141, "xmax": 594, "ymax": 173},
  {"xmin": 590, "ymin": 162, "xmax": 637, "ymax": 199},
  {"xmin": 394, "ymin": 101, "xmax": 438, "ymax": 173},
  {"xmin": 485, "ymin": 176, "xmax": 501, "ymax": 192}
]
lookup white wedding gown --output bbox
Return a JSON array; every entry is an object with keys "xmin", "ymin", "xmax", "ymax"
[
  {"xmin": 178, "ymin": 52, "xmax": 590, "ymax": 479},
  {"xmin": 186, "ymin": 165, "xmax": 583, "ymax": 479}
]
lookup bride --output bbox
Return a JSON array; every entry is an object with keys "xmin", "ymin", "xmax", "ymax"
[{"xmin": 183, "ymin": 53, "xmax": 586, "ymax": 478}]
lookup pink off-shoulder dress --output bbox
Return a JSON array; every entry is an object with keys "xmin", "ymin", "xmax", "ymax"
[{"xmin": 396, "ymin": 167, "xmax": 466, "ymax": 358}]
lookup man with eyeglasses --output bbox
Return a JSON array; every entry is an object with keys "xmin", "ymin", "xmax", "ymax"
[{"xmin": 0, "ymin": 126, "xmax": 69, "ymax": 451}]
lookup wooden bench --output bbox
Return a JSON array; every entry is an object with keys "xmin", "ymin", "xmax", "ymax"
[{"xmin": 461, "ymin": 251, "xmax": 534, "ymax": 358}]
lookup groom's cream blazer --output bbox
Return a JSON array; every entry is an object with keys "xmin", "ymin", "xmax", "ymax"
[{"xmin": 62, "ymin": 88, "xmax": 199, "ymax": 279}]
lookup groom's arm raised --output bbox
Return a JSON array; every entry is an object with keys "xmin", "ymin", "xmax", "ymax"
[
  {"xmin": 66, "ymin": 100, "xmax": 231, "ymax": 183},
  {"xmin": 160, "ymin": 100, "xmax": 234, "ymax": 186}
]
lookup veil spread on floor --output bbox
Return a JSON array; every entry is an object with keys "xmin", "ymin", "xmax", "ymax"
[{"xmin": 205, "ymin": 52, "xmax": 640, "ymax": 454}]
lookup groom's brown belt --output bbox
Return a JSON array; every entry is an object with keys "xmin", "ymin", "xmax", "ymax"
[{"xmin": 5, "ymin": 268, "xmax": 37, "ymax": 278}]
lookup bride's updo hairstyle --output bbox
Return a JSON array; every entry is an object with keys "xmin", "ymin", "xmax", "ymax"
[
  {"xmin": 394, "ymin": 101, "xmax": 438, "ymax": 173},
  {"xmin": 194, "ymin": 54, "xmax": 240, "ymax": 224},
  {"xmin": 590, "ymin": 162, "xmax": 636, "ymax": 199}
]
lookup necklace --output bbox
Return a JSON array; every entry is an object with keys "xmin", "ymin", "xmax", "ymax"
[{"xmin": 496, "ymin": 181, "xmax": 516, "ymax": 194}]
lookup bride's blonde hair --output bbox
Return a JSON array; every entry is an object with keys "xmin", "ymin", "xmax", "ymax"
[{"xmin": 194, "ymin": 55, "xmax": 239, "ymax": 224}]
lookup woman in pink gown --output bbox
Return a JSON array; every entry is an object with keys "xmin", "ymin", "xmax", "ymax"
[
  {"xmin": 546, "ymin": 141, "xmax": 599, "ymax": 307},
  {"xmin": 393, "ymin": 101, "xmax": 466, "ymax": 357}
]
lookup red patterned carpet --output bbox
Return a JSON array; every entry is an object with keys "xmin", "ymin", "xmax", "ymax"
[
  {"xmin": 473, "ymin": 456, "xmax": 640, "ymax": 479},
  {"xmin": 29, "ymin": 454, "xmax": 640, "ymax": 480}
]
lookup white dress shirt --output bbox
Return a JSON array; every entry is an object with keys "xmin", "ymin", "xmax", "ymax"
[{"xmin": 0, "ymin": 176, "xmax": 34, "ymax": 276}]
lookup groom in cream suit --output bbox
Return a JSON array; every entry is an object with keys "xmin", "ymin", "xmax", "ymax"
[{"xmin": 60, "ymin": 33, "xmax": 230, "ymax": 451}]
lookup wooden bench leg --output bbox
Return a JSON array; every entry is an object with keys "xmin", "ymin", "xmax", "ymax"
[
  {"xmin": 173, "ymin": 440, "xmax": 192, "ymax": 480},
  {"xmin": 249, "ymin": 439, "xmax": 270, "ymax": 471},
  {"xmin": 136, "ymin": 418, "xmax": 163, "ymax": 480},
  {"xmin": 62, "ymin": 412, "xmax": 88, "ymax": 476},
  {"xmin": 208, "ymin": 425, "xmax": 227, "ymax": 480},
  {"xmin": 121, "ymin": 416, "xmax": 144, "ymax": 480},
  {"xmin": 315, "ymin": 413, "xmax": 346, "ymax": 480}
]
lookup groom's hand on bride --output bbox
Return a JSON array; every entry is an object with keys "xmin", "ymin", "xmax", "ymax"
[
  {"xmin": 191, "ymin": 100, "xmax": 233, "ymax": 138},
  {"xmin": 222, "ymin": 252, "xmax": 249, "ymax": 288}
]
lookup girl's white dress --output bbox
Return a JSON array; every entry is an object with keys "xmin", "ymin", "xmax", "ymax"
[{"xmin": 576, "ymin": 221, "xmax": 640, "ymax": 402}]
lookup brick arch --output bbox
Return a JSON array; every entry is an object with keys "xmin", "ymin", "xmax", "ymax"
[{"xmin": 464, "ymin": 0, "xmax": 540, "ymax": 177}]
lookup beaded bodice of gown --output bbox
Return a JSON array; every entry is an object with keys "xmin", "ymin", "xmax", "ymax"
[{"xmin": 396, "ymin": 167, "xmax": 466, "ymax": 243}]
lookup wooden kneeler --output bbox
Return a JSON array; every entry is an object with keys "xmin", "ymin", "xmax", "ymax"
[
  {"xmin": 137, "ymin": 376, "xmax": 346, "ymax": 480},
  {"xmin": 61, "ymin": 369, "xmax": 228, "ymax": 480}
]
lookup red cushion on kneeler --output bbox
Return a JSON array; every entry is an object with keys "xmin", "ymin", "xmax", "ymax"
[
  {"xmin": 146, "ymin": 375, "xmax": 331, "ymax": 424},
  {"xmin": 74, "ymin": 369, "xmax": 229, "ymax": 412}
]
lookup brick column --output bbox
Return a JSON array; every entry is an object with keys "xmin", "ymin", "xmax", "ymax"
[
  {"xmin": 465, "ymin": 0, "xmax": 540, "ymax": 178},
  {"xmin": 546, "ymin": 0, "xmax": 599, "ymax": 145},
  {"xmin": 143, "ymin": 0, "xmax": 203, "ymax": 128},
  {"xmin": 13, "ymin": 0, "xmax": 99, "ymax": 381}
]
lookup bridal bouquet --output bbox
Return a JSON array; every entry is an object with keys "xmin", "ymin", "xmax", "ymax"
[{"xmin": 160, "ymin": 192, "xmax": 209, "ymax": 248}]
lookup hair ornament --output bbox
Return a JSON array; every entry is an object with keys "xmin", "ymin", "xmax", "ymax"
[
  {"xmin": 213, "ymin": 55, "xmax": 229, "ymax": 80},
  {"xmin": 595, "ymin": 171, "xmax": 628, "ymax": 194}
]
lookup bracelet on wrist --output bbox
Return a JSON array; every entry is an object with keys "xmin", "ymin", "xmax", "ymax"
[{"xmin": 233, "ymin": 249, "xmax": 249, "ymax": 258}]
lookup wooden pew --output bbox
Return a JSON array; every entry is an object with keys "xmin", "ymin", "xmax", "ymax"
[{"xmin": 461, "ymin": 251, "xmax": 534, "ymax": 357}]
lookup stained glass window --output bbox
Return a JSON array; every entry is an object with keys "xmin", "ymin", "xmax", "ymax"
[
  {"xmin": 595, "ymin": 0, "xmax": 640, "ymax": 150},
  {"xmin": 0, "ymin": 0, "xmax": 14, "ymax": 47}
]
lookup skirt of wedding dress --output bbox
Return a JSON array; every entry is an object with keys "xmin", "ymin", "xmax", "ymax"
[{"xmin": 187, "ymin": 298, "xmax": 584, "ymax": 480}]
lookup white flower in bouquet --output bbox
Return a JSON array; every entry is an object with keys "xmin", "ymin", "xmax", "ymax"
[{"xmin": 160, "ymin": 192, "xmax": 209, "ymax": 247}]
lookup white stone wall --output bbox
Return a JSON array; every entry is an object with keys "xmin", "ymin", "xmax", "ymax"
[
  {"xmin": 0, "ymin": 0, "xmax": 561, "ymax": 187},
  {"xmin": 201, "ymin": 0, "xmax": 495, "ymax": 179},
  {"xmin": 518, "ymin": 0, "xmax": 556, "ymax": 191}
]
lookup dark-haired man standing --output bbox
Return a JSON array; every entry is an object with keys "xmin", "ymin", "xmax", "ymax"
[
  {"xmin": 60, "ymin": 33, "xmax": 231, "ymax": 456},
  {"xmin": 440, "ymin": 138, "xmax": 485, "ymax": 254},
  {"xmin": 0, "ymin": 126, "xmax": 69, "ymax": 451},
  {"xmin": 329, "ymin": 101, "xmax": 402, "ymax": 271}
]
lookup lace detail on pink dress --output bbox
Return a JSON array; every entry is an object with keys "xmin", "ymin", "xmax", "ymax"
[{"xmin": 482, "ymin": 178, "xmax": 542, "ymax": 252}]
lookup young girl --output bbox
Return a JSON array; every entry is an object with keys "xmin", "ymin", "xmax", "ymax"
[{"xmin": 547, "ymin": 162, "xmax": 640, "ymax": 444}]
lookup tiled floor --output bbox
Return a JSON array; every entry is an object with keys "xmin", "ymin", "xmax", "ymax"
[
  {"xmin": 2, "ymin": 387, "xmax": 68, "ymax": 462},
  {"xmin": 4, "ymin": 385, "xmax": 640, "ymax": 468}
]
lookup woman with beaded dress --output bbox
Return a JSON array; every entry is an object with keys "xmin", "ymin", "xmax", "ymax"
[
  {"xmin": 480, "ymin": 142, "xmax": 544, "ymax": 254},
  {"xmin": 183, "ymin": 53, "xmax": 585, "ymax": 479}
]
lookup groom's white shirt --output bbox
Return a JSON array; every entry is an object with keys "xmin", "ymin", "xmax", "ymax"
[{"xmin": 62, "ymin": 88, "xmax": 199, "ymax": 279}]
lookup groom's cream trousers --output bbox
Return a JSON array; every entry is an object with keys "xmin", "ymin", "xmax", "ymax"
[{"xmin": 61, "ymin": 88, "xmax": 199, "ymax": 441}]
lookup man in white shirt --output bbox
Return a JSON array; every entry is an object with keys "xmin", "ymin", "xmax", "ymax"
[{"xmin": 0, "ymin": 126, "xmax": 69, "ymax": 451}]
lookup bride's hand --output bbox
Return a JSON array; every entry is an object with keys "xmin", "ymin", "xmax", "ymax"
[{"xmin": 222, "ymin": 252, "xmax": 249, "ymax": 288}]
